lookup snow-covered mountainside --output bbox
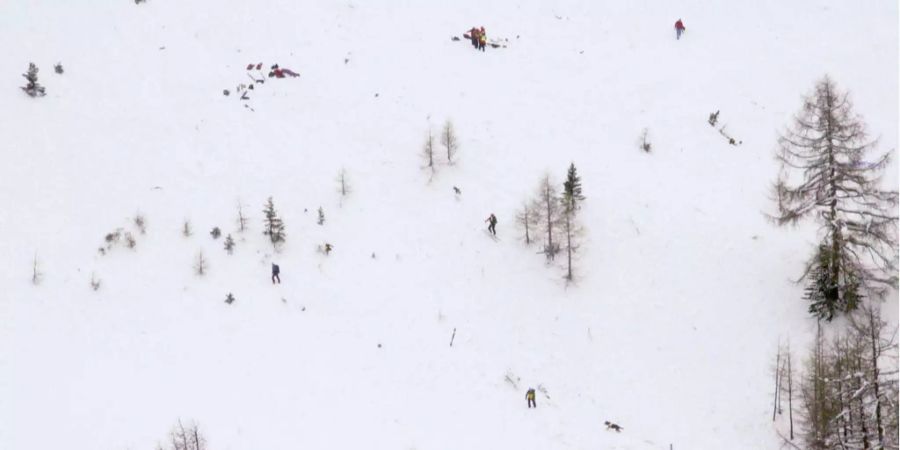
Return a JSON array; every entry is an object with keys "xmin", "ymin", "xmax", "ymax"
[{"xmin": 1, "ymin": 1, "xmax": 897, "ymax": 449}]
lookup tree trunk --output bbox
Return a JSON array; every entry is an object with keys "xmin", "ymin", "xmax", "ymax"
[
  {"xmin": 774, "ymin": 349, "xmax": 782, "ymax": 421},
  {"xmin": 788, "ymin": 350, "xmax": 794, "ymax": 440},
  {"xmin": 565, "ymin": 211, "xmax": 572, "ymax": 280},
  {"xmin": 867, "ymin": 310, "xmax": 885, "ymax": 448}
]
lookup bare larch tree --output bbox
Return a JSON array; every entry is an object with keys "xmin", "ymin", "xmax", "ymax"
[{"xmin": 771, "ymin": 76, "xmax": 898, "ymax": 319}]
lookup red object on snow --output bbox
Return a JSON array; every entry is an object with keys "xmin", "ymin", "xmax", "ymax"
[{"xmin": 675, "ymin": 19, "xmax": 685, "ymax": 30}]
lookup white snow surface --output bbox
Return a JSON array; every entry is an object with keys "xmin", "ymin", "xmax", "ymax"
[{"xmin": 1, "ymin": 1, "xmax": 897, "ymax": 449}]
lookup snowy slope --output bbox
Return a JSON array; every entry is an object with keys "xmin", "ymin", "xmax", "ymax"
[{"xmin": 1, "ymin": 1, "xmax": 897, "ymax": 449}]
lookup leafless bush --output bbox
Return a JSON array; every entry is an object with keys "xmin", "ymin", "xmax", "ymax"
[
  {"xmin": 90, "ymin": 273, "xmax": 101, "ymax": 291},
  {"xmin": 224, "ymin": 234, "xmax": 235, "ymax": 254},
  {"xmin": 31, "ymin": 253, "xmax": 42, "ymax": 285},
  {"xmin": 157, "ymin": 420, "xmax": 206, "ymax": 450},
  {"xmin": 639, "ymin": 128, "xmax": 652, "ymax": 153},
  {"xmin": 134, "ymin": 214, "xmax": 147, "ymax": 234},
  {"xmin": 124, "ymin": 232, "xmax": 137, "ymax": 249},
  {"xmin": 337, "ymin": 168, "xmax": 351, "ymax": 199},
  {"xmin": 441, "ymin": 120, "xmax": 459, "ymax": 164},
  {"xmin": 194, "ymin": 252, "xmax": 208, "ymax": 276}
]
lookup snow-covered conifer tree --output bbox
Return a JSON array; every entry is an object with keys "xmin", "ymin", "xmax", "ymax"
[{"xmin": 262, "ymin": 196, "xmax": 286, "ymax": 249}]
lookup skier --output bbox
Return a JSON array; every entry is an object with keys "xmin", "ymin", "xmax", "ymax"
[
  {"xmin": 674, "ymin": 19, "xmax": 686, "ymax": 40},
  {"xmin": 478, "ymin": 27, "xmax": 487, "ymax": 51},
  {"xmin": 271, "ymin": 263, "xmax": 281, "ymax": 284},
  {"xmin": 485, "ymin": 213, "xmax": 498, "ymax": 236},
  {"xmin": 526, "ymin": 388, "xmax": 537, "ymax": 408}
]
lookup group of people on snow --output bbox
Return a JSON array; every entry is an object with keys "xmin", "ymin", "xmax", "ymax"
[{"xmin": 467, "ymin": 26, "xmax": 488, "ymax": 51}]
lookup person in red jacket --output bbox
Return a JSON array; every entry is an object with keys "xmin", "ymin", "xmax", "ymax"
[{"xmin": 674, "ymin": 19, "xmax": 686, "ymax": 40}]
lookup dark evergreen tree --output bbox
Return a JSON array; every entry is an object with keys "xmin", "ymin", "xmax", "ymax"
[
  {"xmin": 771, "ymin": 76, "xmax": 898, "ymax": 317},
  {"xmin": 560, "ymin": 182, "xmax": 582, "ymax": 281},
  {"xmin": 563, "ymin": 163, "xmax": 585, "ymax": 210},
  {"xmin": 317, "ymin": 207, "xmax": 325, "ymax": 225},
  {"xmin": 210, "ymin": 227, "xmax": 221, "ymax": 239},
  {"xmin": 21, "ymin": 63, "xmax": 46, "ymax": 97},
  {"xmin": 803, "ymin": 244, "xmax": 862, "ymax": 321},
  {"xmin": 262, "ymin": 196, "xmax": 286, "ymax": 249}
]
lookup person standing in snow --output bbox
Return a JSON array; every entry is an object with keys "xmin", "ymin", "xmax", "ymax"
[
  {"xmin": 485, "ymin": 213, "xmax": 498, "ymax": 236},
  {"xmin": 469, "ymin": 26, "xmax": 480, "ymax": 48},
  {"xmin": 674, "ymin": 19, "xmax": 686, "ymax": 40},
  {"xmin": 478, "ymin": 27, "xmax": 487, "ymax": 51},
  {"xmin": 526, "ymin": 388, "xmax": 537, "ymax": 408},
  {"xmin": 271, "ymin": 263, "xmax": 281, "ymax": 284}
]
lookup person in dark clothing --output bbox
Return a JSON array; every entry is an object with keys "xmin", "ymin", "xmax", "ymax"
[
  {"xmin": 485, "ymin": 213, "xmax": 498, "ymax": 235},
  {"xmin": 674, "ymin": 19, "xmax": 686, "ymax": 40},
  {"xmin": 271, "ymin": 263, "xmax": 281, "ymax": 284},
  {"xmin": 468, "ymin": 26, "xmax": 480, "ymax": 48},
  {"xmin": 526, "ymin": 388, "xmax": 537, "ymax": 408},
  {"xmin": 478, "ymin": 27, "xmax": 487, "ymax": 51}
]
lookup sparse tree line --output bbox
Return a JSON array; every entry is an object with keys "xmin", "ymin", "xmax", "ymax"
[
  {"xmin": 768, "ymin": 76, "xmax": 899, "ymax": 450},
  {"xmin": 37, "ymin": 169, "xmax": 352, "ymax": 294},
  {"xmin": 774, "ymin": 304, "xmax": 898, "ymax": 450},
  {"xmin": 421, "ymin": 119, "xmax": 459, "ymax": 179},
  {"xmin": 516, "ymin": 163, "xmax": 585, "ymax": 282}
]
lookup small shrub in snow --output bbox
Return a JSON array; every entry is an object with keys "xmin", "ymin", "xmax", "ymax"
[
  {"xmin": 336, "ymin": 168, "xmax": 351, "ymax": 198},
  {"xmin": 422, "ymin": 128, "xmax": 436, "ymax": 176},
  {"xmin": 317, "ymin": 207, "xmax": 325, "ymax": 225},
  {"xmin": 31, "ymin": 253, "xmax": 42, "ymax": 285},
  {"xmin": 54, "ymin": 63, "xmax": 64, "ymax": 75},
  {"xmin": 105, "ymin": 229, "xmax": 122, "ymax": 247},
  {"xmin": 639, "ymin": 128, "xmax": 652, "ymax": 153},
  {"xmin": 133, "ymin": 214, "xmax": 147, "ymax": 234},
  {"xmin": 440, "ymin": 120, "xmax": 459, "ymax": 164},
  {"xmin": 515, "ymin": 202, "xmax": 538, "ymax": 245},
  {"xmin": 236, "ymin": 201, "xmax": 249, "ymax": 233},
  {"xmin": 210, "ymin": 227, "xmax": 221, "ymax": 239},
  {"xmin": 194, "ymin": 252, "xmax": 208, "ymax": 276},
  {"xmin": 223, "ymin": 234, "xmax": 235, "ymax": 254},
  {"xmin": 158, "ymin": 420, "xmax": 205, "ymax": 450},
  {"xmin": 225, "ymin": 293, "xmax": 235, "ymax": 304},
  {"xmin": 124, "ymin": 231, "xmax": 137, "ymax": 249},
  {"xmin": 182, "ymin": 221, "xmax": 192, "ymax": 237},
  {"xmin": 21, "ymin": 63, "xmax": 46, "ymax": 97},
  {"xmin": 90, "ymin": 273, "xmax": 101, "ymax": 291}
]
